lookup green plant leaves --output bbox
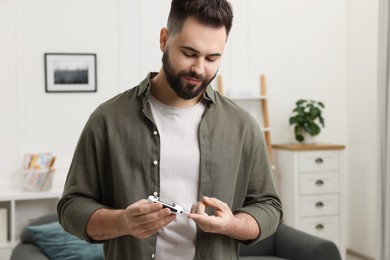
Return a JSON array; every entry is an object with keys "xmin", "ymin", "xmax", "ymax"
[
  {"xmin": 305, "ymin": 122, "xmax": 321, "ymax": 135},
  {"xmin": 289, "ymin": 99, "xmax": 325, "ymax": 142}
]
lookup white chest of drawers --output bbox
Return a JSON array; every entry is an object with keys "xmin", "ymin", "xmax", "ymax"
[{"xmin": 273, "ymin": 143, "xmax": 346, "ymax": 257}]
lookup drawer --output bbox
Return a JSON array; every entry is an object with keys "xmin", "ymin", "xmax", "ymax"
[
  {"xmin": 300, "ymin": 194, "xmax": 339, "ymax": 216},
  {"xmin": 300, "ymin": 172, "xmax": 339, "ymax": 195},
  {"xmin": 299, "ymin": 216, "xmax": 340, "ymax": 239},
  {"xmin": 299, "ymin": 151, "xmax": 339, "ymax": 172}
]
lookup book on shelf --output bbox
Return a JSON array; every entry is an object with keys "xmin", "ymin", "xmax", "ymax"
[{"xmin": 24, "ymin": 153, "xmax": 56, "ymax": 170}]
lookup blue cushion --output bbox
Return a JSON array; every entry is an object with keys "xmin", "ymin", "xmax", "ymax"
[{"xmin": 26, "ymin": 221, "xmax": 103, "ymax": 260}]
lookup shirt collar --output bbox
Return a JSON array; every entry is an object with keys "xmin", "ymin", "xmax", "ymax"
[
  {"xmin": 137, "ymin": 72, "xmax": 216, "ymax": 104},
  {"xmin": 136, "ymin": 72, "xmax": 157, "ymax": 97}
]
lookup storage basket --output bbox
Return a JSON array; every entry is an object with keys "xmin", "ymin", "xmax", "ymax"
[{"xmin": 22, "ymin": 169, "xmax": 55, "ymax": 192}]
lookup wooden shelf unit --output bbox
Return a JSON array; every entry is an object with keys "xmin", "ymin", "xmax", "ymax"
[{"xmin": 217, "ymin": 74, "xmax": 273, "ymax": 162}]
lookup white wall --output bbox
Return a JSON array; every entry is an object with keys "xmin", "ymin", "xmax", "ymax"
[
  {"xmin": 1, "ymin": 0, "xmax": 124, "ymax": 189},
  {"xmin": 346, "ymin": 0, "xmax": 379, "ymax": 257},
  {"xmin": 0, "ymin": 0, "xmax": 20, "ymax": 186},
  {"xmin": 0, "ymin": 0, "xmax": 379, "ymax": 257},
  {"xmin": 225, "ymin": 0, "xmax": 347, "ymax": 145}
]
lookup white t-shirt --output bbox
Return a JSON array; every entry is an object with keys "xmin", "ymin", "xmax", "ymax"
[{"xmin": 148, "ymin": 94, "xmax": 205, "ymax": 260}]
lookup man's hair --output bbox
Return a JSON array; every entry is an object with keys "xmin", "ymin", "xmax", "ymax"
[{"xmin": 167, "ymin": 0, "xmax": 233, "ymax": 37}]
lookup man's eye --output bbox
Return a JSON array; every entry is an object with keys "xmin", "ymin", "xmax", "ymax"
[
  {"xmin": 183, "ymin": 51, "xmax": 195, "ymax": 57},
  {"xmin": 206, "ymin": 57, "xmax": 218, "ymax": 62}
]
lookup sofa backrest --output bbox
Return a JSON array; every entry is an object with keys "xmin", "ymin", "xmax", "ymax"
[{"xmin": 21, "ymin": 214, "xmax": 58, "ymax": 244}]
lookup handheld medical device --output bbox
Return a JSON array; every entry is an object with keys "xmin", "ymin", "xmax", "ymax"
[{"xmin": 148, "ymin": 195, "xmax": 188, "ymax": 214}]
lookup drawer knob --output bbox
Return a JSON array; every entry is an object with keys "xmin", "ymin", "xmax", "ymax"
[
  {"xmin": 315, "ymin": 179, "xmax": 324, "ymax": 186},
  {"xmin": 315, "ymin": 201, "xmax": 324, "ymax": 208},
  {"xmin": 315, "ymin": 157, "xmax": 324, "ymax": 164},
  {"xmin": 315, "ymin": 224, "xmax": 324, "ymax": 230}
]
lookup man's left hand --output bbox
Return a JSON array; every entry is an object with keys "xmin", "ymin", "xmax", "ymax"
[
  {"xmin": 188, "ymin": 196, "xmax": 234, "ymax": 235},
  {"xmin": 188, "ymin": 196, "xmax": 260, "ymax": 240}
]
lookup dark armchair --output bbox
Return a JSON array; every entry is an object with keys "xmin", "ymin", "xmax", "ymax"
[{"xmin": 240, "ymin": 223, "xmax": 342, "ymax": 260}]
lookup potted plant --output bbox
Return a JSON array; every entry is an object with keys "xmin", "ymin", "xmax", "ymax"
[{"xmin": 289, "ymin": 99, "xmax": 325, "ymax": 143}]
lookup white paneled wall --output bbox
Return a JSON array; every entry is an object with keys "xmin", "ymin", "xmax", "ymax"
[
  {"xmin": 0, "ymin": 0, "xmax": 379, "ymax": 258},
  {"xmin": 1, "ymin": 0, "xmax": 124, "ymax": 189},
  {"xmin": 0, "ymin": 0, "xmax": 22, "ymax": 188},
  {"xmin": 227, "ymin": 0, "xmax": 347, "ymax": 145},
  {"xmin": 346, "ymin": 0, "xmax": 379, "ymax": 257}
]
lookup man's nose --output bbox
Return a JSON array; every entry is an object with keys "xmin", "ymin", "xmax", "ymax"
[{"xmin": 190, "ymin": 58, "xmax": 205, "ymax": 75}]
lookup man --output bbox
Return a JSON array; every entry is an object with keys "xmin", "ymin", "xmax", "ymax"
[{"xmin": 57, "ymin": 0, "xmax": 282, "ymax": 259}]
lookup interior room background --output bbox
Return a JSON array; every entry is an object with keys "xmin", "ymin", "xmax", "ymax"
[{"xmin": 0, "ymin": 0, "xmax": 379, "ymax": 258}]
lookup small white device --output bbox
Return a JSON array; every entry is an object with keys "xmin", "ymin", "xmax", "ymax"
[{"xmin": 148, "ymin": 195, "xmax": 188, "ymax": 214}]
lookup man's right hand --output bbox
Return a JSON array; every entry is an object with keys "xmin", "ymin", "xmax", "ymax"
[
  {"xmin": 86, "ymin": 199, "xmax": 176, "ymax": 241},
  {"xmin": 122, "ymin": 199, "xmax": 177, "ymax": 239}
]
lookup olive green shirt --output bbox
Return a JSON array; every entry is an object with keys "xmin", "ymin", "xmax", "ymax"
[{"xmin": 57, "ymin": 73, "xmax": 282, "ymax": 260}]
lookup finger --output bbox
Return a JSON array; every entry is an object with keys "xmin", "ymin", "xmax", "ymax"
[
  {"xmin": 190, "ymin": 201, "xmax": 207, "ymax": 214},
  {"xmin": 128, "ymin": 200, "xmax": 163, "ymax": 216},
  {"xmin": 190, "ymin": 203, "xmax": 197, "ymax": 213},
  {"xmin": 141, "ymin": 213, "xmax": 176, "ymax": 231},
  {"xmin": 190, "ymin": 202, "xmax": 199, "ymax": 213},
  {"xmin": 188, "ymin": 212, "xmax": 211, "ymax": 222},
  {"xmin": 134, "ymin": 214, "xmax": 176, "ymax": 239},
  {"xmin": 202, "ymin": 196, "xmax": 229, "ymax": 212},
  {"xmin": 133, "ymin": 207, "xmax": 172, "ymax": 225},
  {"xmin": 188, "ymin": 214, "xmax": 219, "ymax": 233}
]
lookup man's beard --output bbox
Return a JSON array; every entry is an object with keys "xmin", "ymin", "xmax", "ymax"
[{"xmin": 162, "ymin": 50, "xmax": 216, "ymax": 100}]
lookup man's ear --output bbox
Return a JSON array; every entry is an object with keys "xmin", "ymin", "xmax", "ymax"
[{"xmin": 160, "ymin": 28, "xmax": 169, "ymax": 52}]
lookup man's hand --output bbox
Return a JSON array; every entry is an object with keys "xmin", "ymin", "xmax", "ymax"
[
  {"xmin": 86, "ymin": 199, "xmax": 176, "ymax": 241},
  {"xmin": 121, "ymin": 199, "xmax": 176, "ymax": 239},
  {"xmin": 188, "ymin": 196, "xmax": 234, "ymax": 234},
  {"xmin": 188, "ymin": 196, "xmax": 260, "ymax": 241}
]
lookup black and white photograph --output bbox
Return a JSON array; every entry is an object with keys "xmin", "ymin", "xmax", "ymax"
[{"xmin": 44, "ymin": 53, "xmax": 97, "ymax": 92}]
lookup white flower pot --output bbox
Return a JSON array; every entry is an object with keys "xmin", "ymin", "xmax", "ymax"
[{"xmin": 302, "ymin": 132, "xmax": 316, "ymax": 144}]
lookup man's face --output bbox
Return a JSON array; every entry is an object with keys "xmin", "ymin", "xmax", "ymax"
[{"xmin": 161, "ymin": 17, "xmax": 227, "ymax": 100}]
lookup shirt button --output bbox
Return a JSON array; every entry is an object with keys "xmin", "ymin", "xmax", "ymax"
[
  {"xmin": 153, "ymin": 131, "xmax": 158, "ymax": 136},
  {"xmin": 152, "ymin": 253, "xmax": 155, "ymax": 258},
  {"xmin": 153, "ymin": 160, "xmax": 158, "ymax": 165}
]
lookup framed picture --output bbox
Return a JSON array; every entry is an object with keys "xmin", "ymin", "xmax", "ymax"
[{"xmin": 44, "ymin": 53, "xmax": 97, "ymax": 93}]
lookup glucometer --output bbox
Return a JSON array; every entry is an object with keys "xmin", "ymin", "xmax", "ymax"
[{"xmin": 148, "ymin": 195, "xmax": 188, "ymax": 214}]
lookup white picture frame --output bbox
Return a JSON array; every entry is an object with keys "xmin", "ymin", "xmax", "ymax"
[{"xmin": 44, "ymin": 53, "xmax": 97, "ymax": 93}]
